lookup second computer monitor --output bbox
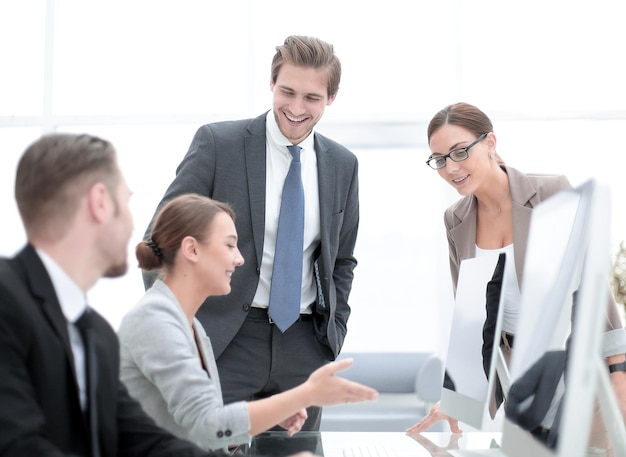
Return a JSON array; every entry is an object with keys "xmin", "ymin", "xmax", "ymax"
[{"xmin": 501, "ymin": 179, "xmax": 619, "ymax": 457}]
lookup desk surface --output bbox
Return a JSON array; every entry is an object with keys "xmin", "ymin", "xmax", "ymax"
[{"xmin": 246, "ymin": 431, "xmax": 503, "ymax": 457}]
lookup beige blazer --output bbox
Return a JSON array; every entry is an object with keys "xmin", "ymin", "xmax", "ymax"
[
  {"xmin": 444, "ymin": 165, "xmax": 571, "ymax": 293},
  {"xmin": 442, "ymin": 165, "xmax": 624, "ymax": 350}
]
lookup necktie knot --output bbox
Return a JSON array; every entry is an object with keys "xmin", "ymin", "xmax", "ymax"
[
  {"xmin": 287, "ymin": 145, "xmax": 302, "ymax": 162},
  {"xmin": 75, "ymin": 307, "xmax": 93, "ymax": 332}
]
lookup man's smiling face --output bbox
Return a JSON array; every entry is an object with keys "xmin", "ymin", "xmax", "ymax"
[{"xmin": 271, "ymin": 62, "xmax": 335, "ymax": 145}]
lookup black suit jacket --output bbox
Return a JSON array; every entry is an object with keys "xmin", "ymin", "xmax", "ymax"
[
  {"xmin": 0, "ymin": 245, "xmax": 213, "ymax": 457},
  {"xmin": 505, "ymin": 350, "xmax": 566, "ymax": 434}
]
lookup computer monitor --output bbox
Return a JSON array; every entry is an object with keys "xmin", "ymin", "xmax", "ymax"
[
  {"xmin": 440, "ymin": 253, "xmax": 510, "ymax": 430},
  {"xmin": 501, "ymin": 179, "xmax": 626, "ymax": 457}
]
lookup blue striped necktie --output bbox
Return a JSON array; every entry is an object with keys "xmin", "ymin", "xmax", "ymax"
[{"xmin": 268, "ymin": 145, "xmax": 304, "ymax": 332}]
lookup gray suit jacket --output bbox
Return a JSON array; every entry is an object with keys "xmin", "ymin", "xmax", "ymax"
[
  {"xmin": 118, "ymin": 280, "xmax": 251, "ymax": 451},
  {"xmin": 146, "ymin": 112, "xmax": 359, "ymax": 359}
]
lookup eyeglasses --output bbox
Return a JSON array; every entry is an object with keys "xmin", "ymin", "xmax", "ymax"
[{"xmin": 425, "ymin": 133, "xmax": 488, "ymax": 170}]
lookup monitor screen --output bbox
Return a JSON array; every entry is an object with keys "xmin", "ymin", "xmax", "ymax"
[
  {"xmin": 440, "ymin": 252, "xmax": 509, "ymax": 430},
  {"xmin": 501, "ymin": 179, "xmax": 620, "ymax": 457}
]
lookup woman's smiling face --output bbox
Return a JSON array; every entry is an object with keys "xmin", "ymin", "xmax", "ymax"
[
  {"xmin": 429, "ymin": 124, "xmax": 494, "ymax": 197},
  {"xmin": 196, "ymin": 211, "xmax": 244, "ymax": 296}
]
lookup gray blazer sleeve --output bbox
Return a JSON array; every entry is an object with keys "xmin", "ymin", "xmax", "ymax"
[{"xmin": 118, "ymin": 283, "xmax": 250, "ymax": 450}]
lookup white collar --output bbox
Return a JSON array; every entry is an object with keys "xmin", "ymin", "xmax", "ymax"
[
  {"xmin": 36, "ymin": 249, "xmax": 87, "ymax": 323},
  {"xmin": 266, "ymin": 110, "xmax": 315, "ymax": 152}
]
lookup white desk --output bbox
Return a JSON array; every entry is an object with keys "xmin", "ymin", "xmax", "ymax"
[{"xmin": 247, "ymin": 431, "xmax": 503, "ymax": 457}]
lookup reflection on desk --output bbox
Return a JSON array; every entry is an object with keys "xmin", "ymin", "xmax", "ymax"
[{"xmin": 245, "ymin": 432, "xmax": 503, "ymax": 457}]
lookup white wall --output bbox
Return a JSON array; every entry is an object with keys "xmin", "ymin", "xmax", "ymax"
[{"xmin": 1, "ymin": 0, "xmax": 625, "ymax": 358}]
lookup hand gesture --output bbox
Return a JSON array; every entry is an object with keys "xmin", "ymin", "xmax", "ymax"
[{"xmin": 305, "ymin": 358, "xmax": 378, "ymax": 406}]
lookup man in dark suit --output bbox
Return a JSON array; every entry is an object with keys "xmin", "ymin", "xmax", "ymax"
[
  {"xmin": 144, "ymin": 35, "xmax": 359, "ymax": 430},
  {"xmin": 0, "ymin": 133, "xmax": 222, "ymax": 456}
]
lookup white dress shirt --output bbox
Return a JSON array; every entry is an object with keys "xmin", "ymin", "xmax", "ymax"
[
  {"xmin": 36, "ymin": 249, "xmax": 88, "ymax": 410},
  {"xmin": 252, "ymin": 111, "xmax": 321, "ymax": 313}
]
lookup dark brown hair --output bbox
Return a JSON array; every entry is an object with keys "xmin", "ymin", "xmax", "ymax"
[
  {"xmin": 15, "ymin": 133, "xmax": 120, "ymax": 240},
  {"xmin": 427, "ymin": 102, "xmax": 504, "ymax": 164},
  {"xmin": 271, "ymin": 35, "xmax": 341, "ymax": 99},
  {"xmin": 427, "ymin": 102, "xmax": 494, "ymax": 143},
  {"xmin": 137, "ymin": 194, "xmax": 235, "ymax": 271}
]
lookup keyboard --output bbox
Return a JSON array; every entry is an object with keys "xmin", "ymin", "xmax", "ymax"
[
  {"xmin": 448, "ymin": 448, "xmax": 509, "ymax": 457},
  {"xmin": 342, "ymin": 445, "xmax": 398, "ymax": 457}
]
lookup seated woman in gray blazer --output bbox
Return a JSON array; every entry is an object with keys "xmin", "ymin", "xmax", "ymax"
[{"xmin": 118, "ymin": 194, "xmax": 377, "ymax": 451}]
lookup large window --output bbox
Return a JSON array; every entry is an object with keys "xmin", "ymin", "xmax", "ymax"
[{"xmin": 2, "ymin": 0, "xmax": 625, "ymax": 352}]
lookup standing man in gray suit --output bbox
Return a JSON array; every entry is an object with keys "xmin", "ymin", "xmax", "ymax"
[{"xmin": 145, "ymin": 35, "xmax": 359, "ymax": 431}]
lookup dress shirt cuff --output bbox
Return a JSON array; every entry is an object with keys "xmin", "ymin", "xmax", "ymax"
[{"xmin": 602, "ymin": 328, "xmax": 626, "ymax": 358}]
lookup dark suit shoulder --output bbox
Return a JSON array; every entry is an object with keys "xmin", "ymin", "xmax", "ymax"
[
  {"xmin": 197, "ymin": 117, "xmax": 256, "ymax": 132},
  {"xmin": 196, "ymin": 112, "xmax": 266, "ymax": 138},
  {"xmin": 0, "ymin": 248, "xmax": 28, "ymax": 284},
  {"xmin": 187, "ymin": 114, "xmax": 266, "ymax": 162},
  {"xmin": 314, "ymin": 131, "xmax": 357, "ymax": 160},
  {"xmin": 0, "ymin": 254, "xmax": 34, "ymax": 314},
  {"xmin": 0, "ymin": 260, "xmax": 32, "ymax": 345},
  {"xmin": 91, "ymin": 309, "xmax": 120, "ymax": 346},
  {"xmin": 0, "ymin": 257, "xmax": 15, "ymax": 287}
]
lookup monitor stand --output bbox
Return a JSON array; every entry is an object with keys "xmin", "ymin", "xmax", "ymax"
[{"xmin": 447, "ymin": 439, "xmax": 508, "ymax": 457}]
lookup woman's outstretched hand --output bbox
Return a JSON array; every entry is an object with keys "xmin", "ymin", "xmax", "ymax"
[{"xmin": 305, "ymin": 358, "xmax": 379, "ymax": 406}]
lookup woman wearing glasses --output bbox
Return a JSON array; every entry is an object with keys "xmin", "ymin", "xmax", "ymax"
[
  {"xmin": 117, "ymin": 194, "xmax": 377, "ymax": 451},
  {"xmin": 406, "ymin": 102, "xmax": 626, "ymax": 434},
  {"xmin": 424, "ymin": 102, "xmax": 571, "ymax": 297}
]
